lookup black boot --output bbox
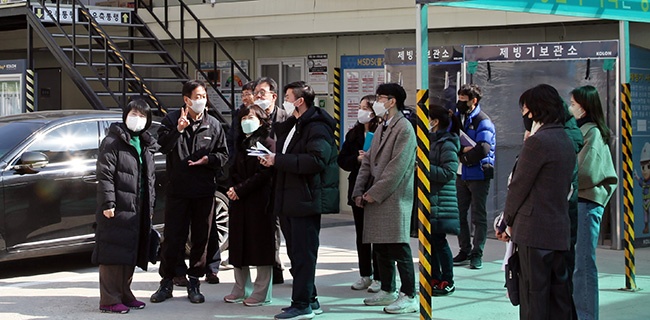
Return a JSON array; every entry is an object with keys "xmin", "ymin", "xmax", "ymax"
[
  {"xmin": 150, "ymin": 278, "xmax": 173, "ymax": 303},
  {"xmin": 187, "ymin": 277, "xmax": 205, "ymax": 303}
]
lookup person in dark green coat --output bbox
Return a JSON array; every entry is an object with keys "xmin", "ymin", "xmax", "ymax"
[{"xmin": 427, "ymin": 105, "xmax": 461, "ymax": 296}]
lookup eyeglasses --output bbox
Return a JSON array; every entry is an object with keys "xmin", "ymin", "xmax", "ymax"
[
  {"xmin": 376, "ymin": 95, "xmax": 393, "ymax": 101},
  {"xmin": 241, "ymin": 91, "xmax": 254, "ymax": 97},
  {"xmin": 254, "ymin": 90, "xmax": 274, "ymax": 97}
]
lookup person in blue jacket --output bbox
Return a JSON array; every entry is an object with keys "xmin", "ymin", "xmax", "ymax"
[{"xmin": 452, "ymin": 84, "xmax": 496, "ymax": 270}]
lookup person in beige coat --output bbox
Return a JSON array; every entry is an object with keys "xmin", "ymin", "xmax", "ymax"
[{"xmin": 352, "ymin": 83, "xmax": 417, "ymax": 314}]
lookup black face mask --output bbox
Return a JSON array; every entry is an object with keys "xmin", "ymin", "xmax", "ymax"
[
  {"xmin": 456, "ymin": 100, "xmax": 470, "ymax": 114},
  {"xmin": 522, "ymin": 111, "xmax": 533, "ymax": 132}
]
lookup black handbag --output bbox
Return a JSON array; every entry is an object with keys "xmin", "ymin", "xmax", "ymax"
[
  {"xmin": 148, "ymin": 228, "xmax": 161, "ymax": 264},
  {"xmin": 505, "ymin": 248, "xmax": 520, "ymax": 306}
]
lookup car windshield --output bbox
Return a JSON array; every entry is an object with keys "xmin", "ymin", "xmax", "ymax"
[{"xmin": 0, "ymin": 121, "xmax": 43, "ymax": 160}]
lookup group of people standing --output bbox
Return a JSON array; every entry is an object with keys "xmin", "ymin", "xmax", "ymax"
[
  {"xmin": 92, "ymin": 77, "xmax": 339, "ymax": 320},
  {"xmin": 91, "ymin": 74, "xmax": 617, "ymax": 320}
]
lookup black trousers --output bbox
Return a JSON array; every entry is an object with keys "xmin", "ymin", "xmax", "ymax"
[
  {"xmin": 374, "ymin": 243, "xmax": 416, "ymax": 297},
  {"xmin": 352, "ymin": 205, "xmax": 380, "ymax": 280},
  {"xmin": 430, "ymin": 233, "xmax": 454, "ymax": 283},
  {"xmin": 518, "ymin": 244, "xmax": 573, "ymax": 320},
  {"xmin": 456, "ymin": 178, "xmax": 491, "ymax": 257},
  {"xmin": 159, "ymin": 196, "xmax": 214, "ymax": 279},
  {"xmin": 281, "ymin": 215, "xmax": 321, "ymax": 309}
]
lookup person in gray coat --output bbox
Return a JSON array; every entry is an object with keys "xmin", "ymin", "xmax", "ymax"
[{"xmin": 352, "ymin": 83, "xmax": 417, "ymax": 314}]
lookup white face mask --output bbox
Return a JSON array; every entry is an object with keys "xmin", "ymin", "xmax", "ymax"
[
  {"xmin": 189, "ymin": 98, "xmax": 207, "ymax": 114},
  {"xmin": 283, "ymin": 100, "xmax": 297, "ymax": 116},
  {"xmin": 372, "ymin": 101, "xmax": 388, "ymax": 117},
  {"xmin": 125, "ymin": 115, "xmax": 147, "ymax": 132},
  {"xmin": 569, "ymin": 103, "xmax": 586, "ymax": 119},
  {"xmin": 241, "ymin": 118, "xmax": 261, "ymax": 135},
  {"xmin": 254, "ymin": 99, "xmax": 272, "ymax": 111},
  {"xmin": 357, "ymin": 109, "xmax": 373, "ymax": 124}
]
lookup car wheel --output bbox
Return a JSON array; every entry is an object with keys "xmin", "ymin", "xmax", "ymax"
[{"xmin": 184, "ymin": 191, "xmax": 229, "ymax": 256}]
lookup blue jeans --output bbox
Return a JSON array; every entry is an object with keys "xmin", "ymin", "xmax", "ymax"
[{"xmin": 573, "ymin": 201, "xmax": 604, "ymax": 320}]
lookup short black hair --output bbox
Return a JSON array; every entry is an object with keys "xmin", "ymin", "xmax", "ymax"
[
  {"xmin": 122, "ymin": 98, "xmax": 152, "ymax": 131},
  {"xmin": 182, "ymin": 80, "xmax": 207, "ymax": 98},
  {"xmin": 458, "ymin": 84, "xmax": 482, "ymax": 104},
  {"xmin": 376, "ymin": 83, "xmax": 407, "ymax": 111},
  {"xmin": 242, "ymin": 80, "xmax": 256, "ymax": 92},
  {"xmin": 283, "ymin": 81, "xmax": 315, "ymax": 108},
  {"xmin": 255, "ymin": 77, "xmax": 278, "ymax": 93},
  {"xmin": 518, "ymin": 84, "xmax": 566, "ymax": 125}
]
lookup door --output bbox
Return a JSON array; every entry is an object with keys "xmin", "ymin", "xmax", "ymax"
[
  {"xmin": 257, "ymin": 58, "xmax": 305, "ymax": 105},
  {"xmin": 36, "ymin": 68, "xmax": 62, "ymax": 111},
  {"xmin": 2, "ymin": 120, "xmax": 100, "ymax": 249}
]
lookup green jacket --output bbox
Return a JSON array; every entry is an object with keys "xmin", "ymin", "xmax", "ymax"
[
  {"xmin": 429, "ymin": 131, "xmax": 460, "ymax": 234},
  {"xmin": 577, "ymin": 122, "xmax": 618, "ymax": 206}
]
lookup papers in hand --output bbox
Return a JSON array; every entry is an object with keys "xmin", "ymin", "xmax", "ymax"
[
  {"xmin": 459, "ymin": 130, "xmax": 476, "ymax": 147},
  {"xmin": 247, "ymin": 142, "xmax": 272, "ymax": 157}
]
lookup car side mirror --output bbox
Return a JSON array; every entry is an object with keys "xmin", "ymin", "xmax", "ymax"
[{"xmin": 13, "ymin": 152, "xmax": 49, "ymax": 172}]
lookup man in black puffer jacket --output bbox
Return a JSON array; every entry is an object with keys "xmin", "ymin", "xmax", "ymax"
[
  {"xmin": 260, "ymin": 81, "xmax": 339, "ymax": 320},
  {"xmin": 150, "ymin": 80, "xmax": 229, "ymax": 304}
]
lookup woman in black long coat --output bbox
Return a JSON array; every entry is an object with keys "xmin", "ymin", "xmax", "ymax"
[
  {"xmin": 337, "ymin": 94, "xmax": 382, "ymax": 292},
  {"xmin": 223, "ymin": 104, "xmax": 276, "ymax": 306},
  {"xmin": 93, "ymin": 99, "xmax": 157, "ymax": 313}
]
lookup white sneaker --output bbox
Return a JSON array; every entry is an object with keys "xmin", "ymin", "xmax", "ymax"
[
  {"xmin": 367, "ymin": 280, "xmax": 381, "ymax": 293},
  {"xmin": 351, "ymin": 276, "xmax": 372, "ymax": 290},
  {"xmin": 363, "ymin": 290, "xmax": 398, "ymax": 306},
  {"xmin": 383, "ymin": 292, "xmax": 418, "ymax": 314}
]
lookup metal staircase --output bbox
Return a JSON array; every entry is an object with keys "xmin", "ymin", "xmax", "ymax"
[{"xmin": 25, "ymin": 0, "xmax": 249, "ymax": 120}]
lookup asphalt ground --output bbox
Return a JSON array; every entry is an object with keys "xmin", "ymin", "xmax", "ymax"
[{"xmin": 1, "ymin": 212, "xmax": 649, "ymax": 320}]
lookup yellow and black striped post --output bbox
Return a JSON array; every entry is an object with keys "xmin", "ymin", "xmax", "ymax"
[
  {"xmin": 333, "ymin": 68, "xmax": 341, "ymax": 148},
  {"xmin": 25, "ymin": 69, "xmax": 35, "ymax": 112},
  {"xmin": 416, "ymin": 89, "xmax": 432, "ymax": 320},
  {"xmin": 621, "ymin": 83, "xmax": 637, "ymax": 291}
]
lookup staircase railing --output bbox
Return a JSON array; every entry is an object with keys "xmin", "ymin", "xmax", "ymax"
[
  {"xmin": 135, "ymin": 0, "xmax": 250, "ymax": 112},
  {"xmin": 27, "ymin": 0, "xmax": 165, "ymax": 113}
]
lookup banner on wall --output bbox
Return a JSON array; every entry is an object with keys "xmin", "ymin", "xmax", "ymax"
[
  {"xmin": 308, "ymin": 54, "xmax": 328, "ymax": 94},
  {"xmin": 197, "ymin": 60, "xmax": 249, "ymax": 115},
  {"xmin": 630, "ymin": 45, "xmax": 650, "ymax": 247},
  {"xmin": 340, "ymin": 55, "xmax": 385, "ymax": 139}
]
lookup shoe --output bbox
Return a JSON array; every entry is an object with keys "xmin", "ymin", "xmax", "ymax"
[
  {"xmin": 273, "ymin": 268, "xmax": 285, "ymax": 285},
  {"xmin": 281, "ymin": 300, "xmax": 322, "ymax": 315},
  {"xmin": 383, "ymin": 292, "xmax": 418, "ymax": 314},
  {"xmin": 351, "ymin": 276, "xmax": 372, "ymax": 290},
  {"xmin": 469, "ymin": 255, "xmax": 483, "ymax": 269},
  {"xmin": 220, "ymin": 260, "xmax": 235, "ymax": 270},
  {"xmin": 150, "ymin": 278, "xmax": 173, "ymax": 303},
  {"xmin": 432, "ymin": 281, "xmax": 455, "ymax": 296},
  {"xmin": 452, "ymin": 252, "xmax": 470, "ymax": 266},
  {"xmin": 223, "ymin": 294, "xmax": 244, "ymax": 303},
  {"xmin": 123, "ymin": 299, "xmax": 146, "ymax": 309},
  {"xmin": 367, "ymin": 280, "xmax": 381, "ymax": 293},
  {"xmin": 363, "ymin": 290, "xmax": 398, "ymax": 306},
  {"xmin": 187, "ymin": 277, "xmax": 205, "ymax": 303},
  {"xmin": 274, "ymin": 306, "xmax": 315, "ymax": 319},
  {"xmin": 205, "ymin": 272, "xmax": 220, "ymax": 284},
  {"xmin": 99, "ymin": 303, "xmax": 129, "ymax": 314},
  {"xmin": 173, "ymin": 276, "xmax": 188, "ymax": 287},
  {"xmin": 243, "ymin": 297, "xmax": 271, "ymax": 306}
]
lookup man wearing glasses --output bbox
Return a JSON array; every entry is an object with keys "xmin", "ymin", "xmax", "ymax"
[
  {"xmin": 254, "ymin": 77, "xmax": 290, "ymax": 139},
  {"xmin": 253, "ymin": 77, "xmax": 290, "ymax": 285}
]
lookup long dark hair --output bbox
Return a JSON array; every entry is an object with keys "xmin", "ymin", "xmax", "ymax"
[
  {"xmin": 360, "ymin": 94, "xmax": 381, "ymax": 133},
  {"xmin": 570, "ymin": 85, "xmax": 610, "ymax": 142}
]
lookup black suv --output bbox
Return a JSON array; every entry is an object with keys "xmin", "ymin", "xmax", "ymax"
[{"xmin": 0, "ymin": 110, "xmax": 229, "ymax": 262}]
